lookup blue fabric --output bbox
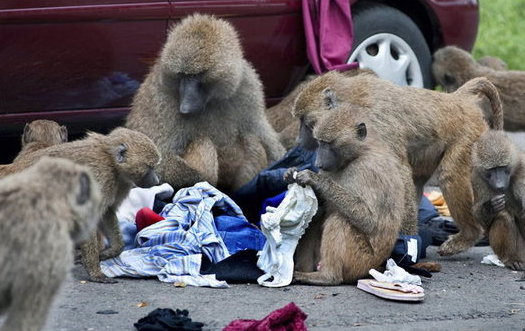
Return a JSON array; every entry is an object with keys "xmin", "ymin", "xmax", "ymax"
[
  {"xmin": 391, "ymin": 234, "xmax": 424, "ymax": 264},
  {"xmin": 214, "ymin": 215, "xmax": 266, "ymax": 255},
  {"xmin": 260, "ymin": 191, "xmax": 287, "ymax": 217},
  {"xmin": 233, "ymin": 145, "xmax": 317, "ymax": 221},
  {"xmin": 418, "ymin": 196, "xmax": 439, "ymax": 223},
  {"xmin": 101, "ymin": 182, "xmax": 259, "ymax": 288}
]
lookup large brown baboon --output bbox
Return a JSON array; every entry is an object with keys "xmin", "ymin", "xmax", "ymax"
[
  {"xmin": 1, "ymin": 127, "xmax": 161, "ymax": 283},
  {"xmin": 471, "ymin": 130, "xmax": 525, "ymax": 270},
  {"xmin": 126, "ymin": 14, "xmax": 285, "ymax": 192},
  {"xmin": 433, "ymin": 46, "xmax": 525, "ymax": 131},
  {"xmin": 292, "ymin": 71, "xmax": 503, "ymax": 256},
  {"xmin": 288, "ymin": 107, "xmax": 405, "ymax": 285},
  {"xmin": 14, "ymin": 119, "xmax": 68, "ymax": 162},
  {"xmin": 0, "ymin": 157, "xmax": 102, "ymax": 331}
]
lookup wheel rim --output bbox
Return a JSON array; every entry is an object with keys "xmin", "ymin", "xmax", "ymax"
[{"xmin": 348, "ymin": 33, "xmax": 423, "ymax": 88}]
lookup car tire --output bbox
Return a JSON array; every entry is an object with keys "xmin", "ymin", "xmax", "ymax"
[{"xmin": 349, "ymin": 2, "xmax": 433, "ymax": 89}]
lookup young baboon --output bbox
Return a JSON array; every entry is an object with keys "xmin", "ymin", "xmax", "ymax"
[
  {"xmin": 433, "ymin": 46, "xmax": 525, "ymax": 131},
  {"xmin": 1, "ymin": 127, "xmax": 161, "ymax": 283},
  {"xmin": 126, "ymin": 14, "xmax": 285, "ymax": 192},
  {"xmin": 14, "ymin": 119, "xmax": 68, "ymax": 162},
  {"xmin": 287, "ymin": 107, "xmax": 405, "ymax": 285},
  {"xmin": 471, "ymin": 130, "xmax": 525, "ymax": 270},
  {"xmin": 0, "ymin": 157, "xmax": 102, "ymax": 331},
  {"xmin": 266, "ymin": 69, "xmax": 376, "ymax": 150},
  {"xmin": 477, "ymin": 56, "xmax": 508, "ymax": 71},
  {"xmin": 292, "ymin": 71, "xmax": 503, "ymax": 256}
]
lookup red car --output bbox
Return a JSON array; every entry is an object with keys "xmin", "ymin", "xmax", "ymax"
[{"xmin": 0, "ymin": 0, "xmax": 478, "ymax": 138}]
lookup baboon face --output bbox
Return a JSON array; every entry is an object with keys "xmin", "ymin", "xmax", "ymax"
[
  {"xmin": 473, "ymin": 130, "xmax": 517, "ymax": 194},
  {"xmin": 160, "ymin": 14, "xmax": 244, "ymax": 114},
  {"xmin": 22, "ymin": 119, "xmax": 68, "ymax": 146},
  {"xmin": 298, "ymin": 118, "xmax": 319, "ymax": 150},
  {"xmin": 107, "ymin": 128, "xmax": 161, "ymax": 188},
  {"xmin": 314, "ymin": 111, "xmax": 368, "ymax": 172},
  {"xmin": 432, "ymin": 46, "xmax": 476, "ymax": 92},
  {"xmin": 483, "ymin": 166, "xmax": 511, "ymax": 193}
]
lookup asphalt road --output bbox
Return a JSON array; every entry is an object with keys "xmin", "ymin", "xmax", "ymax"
[{"xmin": 35, "ymin": 246, "xmax": 525, "ymax": 331}]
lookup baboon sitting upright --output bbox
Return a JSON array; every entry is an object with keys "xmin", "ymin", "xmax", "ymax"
[
  {"xmin": 0, "ymin": 127, "xmax": 161, "ymax": 283},
  {"xmin": 14, "ymin": 119, "xmax": 68, "ymax": 162},
  {"xmin": 292, "ymin": 71, "xmax": 503, "ymax": 256},
  {"xmin": 288, "ymin": 106, "xmax": 405, "ymax": 285},
  {"xmin": 127, "ymin": 14, "xmax": 285, "ymax": 192},
  {"xmin": 0, "ymin": 157, "xmax": 102, "ymax": 331},
  {"xmin": 433, "ymin": 46, "xmax": 525, "ymax": 131},
  {"xmin": 471, "ymin": 130, "xmax": 525, "ymax": 270}
]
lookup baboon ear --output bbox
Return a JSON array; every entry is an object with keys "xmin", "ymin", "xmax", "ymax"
[
  {"xmin": 115, "ymin": 143, "xmax": 128, "ymax": 163},
  {"xmin": 22, "ymin": 123, "xmax": 31, "ymax": 144},
  {"xmin": 356, "ymin": 122, "xmax": 367, "ymax": 141},
  {"xmin": 322, "ymin": 88, "xmax": 338, "ymax": 110},
  {"xmin": 60, "ymin": 126, "xmax": 68, "ymax": 143}
]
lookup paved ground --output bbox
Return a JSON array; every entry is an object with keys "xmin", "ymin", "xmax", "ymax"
[{"xmin": 34, "ymin": 246, "xmax": 524, "ymax": 331}]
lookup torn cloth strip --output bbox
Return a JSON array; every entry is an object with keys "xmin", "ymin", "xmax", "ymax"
[
  {"xmin": 101, "ymin": 182, "xmax": 252, "ymax": 288},
  {"xmin": 302, "ymin": 0, "xmax": 358, "ymax": 74}
]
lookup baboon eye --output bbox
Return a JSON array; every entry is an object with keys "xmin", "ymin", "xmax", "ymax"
[{"xmin": 444, "ymin": 74, "xmax": 455, "ymax": 85}]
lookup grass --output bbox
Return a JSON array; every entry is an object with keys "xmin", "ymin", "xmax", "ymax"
[{"xmin": 472, "ymin": 0, "xmax": 525, "ymax": 70}]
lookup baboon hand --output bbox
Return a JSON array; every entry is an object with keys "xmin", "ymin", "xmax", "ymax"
[
  {"xmin": 294, "ymin": 170, "xmax": 317, "ymax": 188},
  {"xmin": 490, "ymin": 194, "xmax": 506, "ymax": 213},
  {"xmin": 283, "ymin": 167, "xmax": 299, "ymax": 184}
]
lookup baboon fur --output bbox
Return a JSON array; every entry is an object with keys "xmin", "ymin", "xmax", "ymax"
[
  {"xmin": 266, "ymin": 68, "xmax": 376, "ymax": 150},
  {"xmin": 14, "ymin": 120, "xmax": 68, "ymax": 162},
  {"xmin": 471, "ymin": 130, "xmax": 525, "ymax": 270},
  {"xmin": 290, "ymin": 108, "xmax": 404, "ymax": 285},
  {"xmin": 127, "ymin": 14, "xmax": 284, "ymax": 192},
  {"xmin": 0, "ymin": 127, "xmax": 161, "ymax": 283},
  {"xmin": 477, "ymin": 56, "xmax": 508, "ymax": 71},
  {"xmin": 292, "ymin": 71, "xmax": 503, "ymax": 256},
  {"xmin": 433, "ymin": 46, "xmax": 525, "ymax": 131},
  {"xmin": 0, "ymin": 157, "xmax": 102, "ymax": 331}
]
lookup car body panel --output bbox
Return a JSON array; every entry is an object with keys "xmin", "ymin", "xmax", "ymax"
[{"xmin": 0, "ymin": 0, "xmax": 478, "ymax": 135}]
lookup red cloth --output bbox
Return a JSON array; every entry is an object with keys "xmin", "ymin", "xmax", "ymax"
[
  {"xmin": 223, "ymin": 302, "xmax": 308, "ymax": 331},
  {"xmin": 302, "ymin": 0, "xmax": 358, "ymax": 74},
  {"xmin": 135, "ymin": 207, "xmax": 165, "ymax": 232}
]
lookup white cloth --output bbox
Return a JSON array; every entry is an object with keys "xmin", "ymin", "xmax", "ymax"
[
  {"xmin": 257, "ymin": 183, "xmax": 318, "ymax": 287},
  {"xmin": 116, "ymin": 183, "xmax": 174, "ymax": 223},
  {"xmin": 369, "ymin": 258, "xmax": 422, "ymax": 285},
  {"xmin": 481, "ymin": 254, "xmax": 505, "ymax": 267}
]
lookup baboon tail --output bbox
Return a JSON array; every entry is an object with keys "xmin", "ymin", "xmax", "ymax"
[{"xmin": 455, "ymin": 77, "xmax": 504, "ymax": 130}]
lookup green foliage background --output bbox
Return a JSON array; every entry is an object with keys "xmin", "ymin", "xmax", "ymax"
[{"xmin": 472, "ymin": 0, "xmax": 525, "ymax": 70}]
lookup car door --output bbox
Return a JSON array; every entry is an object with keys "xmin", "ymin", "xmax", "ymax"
[
  {"xmin": 167, "ymin": 0, "xmax": 309, "ymax": 106},
  {"xmin": 0, "ymin": 0, "xmax": 170, "ymax": 134}
]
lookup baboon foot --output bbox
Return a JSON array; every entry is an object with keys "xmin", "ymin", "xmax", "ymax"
[
  {"xmin": 507, "ymin": 261, "xmax": 525, "ymax": 271},
  {"xmin": 293, "ymin": 271, "xmax": 342, "ymax": 286},
  {"xmin": 88, "ymin": 275, "xmax": 118, "ymax": 284},
  {"xmin": 437, "ymin": 233, "xmax": 477, "ymax": 256},
  {"xmin": 99, "ymin": 245, "xmax": 124, "ymax": 260}
]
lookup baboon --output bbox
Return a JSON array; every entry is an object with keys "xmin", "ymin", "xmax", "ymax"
[
  {"xmin": 14, "ymin": 119, "xmax": 68, "ymax": 162},
  {"xmin": 471, "ymin": 130, "xmax": 525, "ymax": 270},
  {"xmin": 292, "ymin": 71, "xmax": 503, "ymax": 256},
  {"xmin": 433, "ymin": 46, "xmax": 525, "ymax": 131},
  {"xmin": 266, "ymin": 69, "xmax": 376, "ymax": 150},
  {"xmin": 477, "ymin": 56, "xmax": 508, "ymax": 71},
  {"xmin": 126, "ymin": 14, "xmax": 285, "ymax": 192},
  {"xmin": 288, "ymin": 107, "xmax": 405, "ymax": 285},
  {"xmin": 1, "ymin": 127, "xmax": 161, "ymax": 283},
  {"xmin": 0, "ymin": 157, "xmax": 102, "ymax": 331}
]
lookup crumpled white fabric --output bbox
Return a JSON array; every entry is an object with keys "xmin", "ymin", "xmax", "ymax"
[
  {"xmin": 116, "ymin": 183, "xmax": 174, "ymax": 223},
  {"xmin": 481, "ymin": 254, "xmax": 505, "ymax": 267},
  {"xmin": 369, "ymin": 258, "xmax": 422, "ymax": 285},
  {"xmin": 257, "ymin": 183, "xmax": 318, "ymax": 287}
]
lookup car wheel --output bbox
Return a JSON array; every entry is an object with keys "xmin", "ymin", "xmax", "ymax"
[{"xmin": 348, "ymin": 3, "xmax": 433, "ymax": 88}]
